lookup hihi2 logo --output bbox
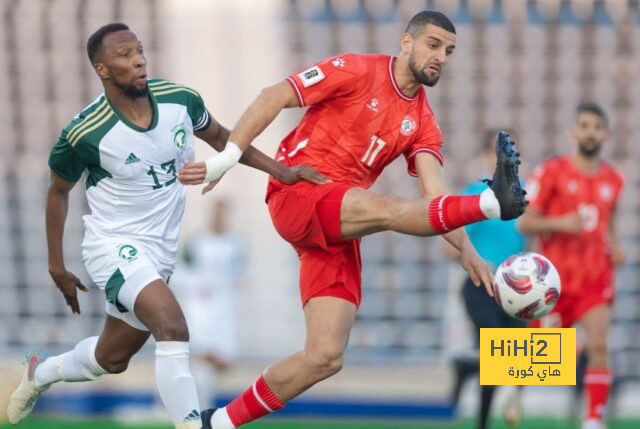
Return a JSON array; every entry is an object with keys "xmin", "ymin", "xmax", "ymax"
[{"xmin": 480, "ymin": 328, "xmax": 576, "ymax": 385}]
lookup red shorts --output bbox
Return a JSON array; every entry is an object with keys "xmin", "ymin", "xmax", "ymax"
[
  {"xmin": 530, "ymin": 272, "xmax": 614, "ymax": 328},
  {"xmin": 267, "ymin": 181, "xmax": 361, "ymax": 307}
]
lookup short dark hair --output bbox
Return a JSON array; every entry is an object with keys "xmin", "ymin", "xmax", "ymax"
[
  {"xmin": 405, "ymin": 10, "xmax": 456, "ymax": 38},
  {"xmin": 87, "ymin": 23, "xmax": 130, "ymax": 64},
  {"xmin": 576, "ymin": 102, "xmax": 608, "ymax": 128}
]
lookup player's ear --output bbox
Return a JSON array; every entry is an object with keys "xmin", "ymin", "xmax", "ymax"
[
  {"xmin": 400, "ymin": 32, "xmax": 413, "ymax": 55},
  {"xmin": 94, "ymin": 62, "xmax": 109, "ymax": 80}
]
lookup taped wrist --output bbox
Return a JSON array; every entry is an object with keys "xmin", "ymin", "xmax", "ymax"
[{"xmin": 204, "ymin": 142, "xmax": 242, "ymax": 182}]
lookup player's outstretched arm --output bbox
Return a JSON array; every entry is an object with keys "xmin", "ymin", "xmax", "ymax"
[
  {"xmin": 181, "ymin": 81, "xmax": 300, "ymax": 184},
  {"xmin": 188, "ymin": 115, "xmax": 329, "ymax": 194},
  {"xmin": 228, "ymin": 80, "xmax": 300, "ymax": 150},
  {"xmin": 415, "ymin": 153, "xmax": 494, "ymax": 296},
  {"xmin": 46, "ymin": 171, "xmax": 89, "ymax": 314}
]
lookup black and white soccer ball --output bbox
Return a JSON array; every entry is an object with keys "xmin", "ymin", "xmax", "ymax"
[{"xmin": 493, "ymin": 252, "xmax": 561, "ymax": 320}]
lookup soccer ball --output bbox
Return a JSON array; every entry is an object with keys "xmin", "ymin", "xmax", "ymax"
[{"xmin": 493, "ymin": 252, "xmax": 561, "ymax": 320}]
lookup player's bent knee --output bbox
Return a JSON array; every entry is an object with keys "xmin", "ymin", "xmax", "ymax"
[
  {"xmin": 151, "ymin": 319, "xmax": 190, "ymax": 342},
  {"xmin": 305, "ymin": 349, "xmax": 345, "ymax": 377},
  {"xmin": 309, "ymin": 355, "xmax": 343, "ymax": 377},
  {"xmin": 101, "ymin": 359, "xmax": 130, "ymax": 374},
  {"xmin": 94, "ymin": 352, "xmax": 131, "ymax": 374}
]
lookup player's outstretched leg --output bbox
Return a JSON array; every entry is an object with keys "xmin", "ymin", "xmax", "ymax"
[
  {"xmin": 7, "ymin": 338, "xmax": 110, "ymax": 424},
  {"xmin": 7, "ymin": 349, "xmax": 53, "ymax": 424},
  {"xmin": 202, "ymin": 297, "xmax": 356, "ymax": 428},
  {"xmin": 339, "ymin": 131, "xmax": 526, "ymax": 239},
  {"xmin": 6, "ymin": 318, "xmax": 149, "ymax": 424}
]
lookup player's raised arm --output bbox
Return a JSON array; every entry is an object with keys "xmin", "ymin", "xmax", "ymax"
[
  {"xmin": 179, "ymin": 81, "xmax": 300, "ymax": 185},
  {"xmin": 228, "ymin": 80, "xmax": 300, "ymax": 152},
  {"xmin": 46, "ymin": 172, "xmax": 89, "ymax": 314},
  {"xmin": 185, "ymin": 107, "xmax": 329, "ymax": 194},
  {"xmin": 414, "ymin": 152, "xmax": 494, "ymax": 296}
]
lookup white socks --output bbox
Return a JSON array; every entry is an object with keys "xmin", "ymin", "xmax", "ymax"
[
  {"xmin": 211, "ymin": 407, "xmax": 235, "ymax": 429},
  {"xmin": 33, "ymin": 336, "xmax": 107, "ymax": 388},
  {"xmin": 155, "ymin": 341, "xmax": 201, "ymax": 427},
  {"xmin": 32, "ymin": 338, "xmax": 200, "ymax": 428},
  {"xmin": 479, "ymin": 188, "xmax": 501, "ymax": 219}
]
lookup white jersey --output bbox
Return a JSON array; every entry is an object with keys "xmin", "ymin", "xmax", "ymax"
[{"xmin": 49, "ymin": 79, "xmax": 211, "ymax": 269}]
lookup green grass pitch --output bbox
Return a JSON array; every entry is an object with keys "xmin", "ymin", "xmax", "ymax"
[{"xmin": 2, "ymin": 418, "xmax": 640, "ymax": 429}]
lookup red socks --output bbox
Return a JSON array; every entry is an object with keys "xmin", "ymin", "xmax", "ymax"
[
  {"xmin": 226, "ymin": 376, "xmax": 284, "ymax": 427},
  {"xmin": 428, "ymin": 195, "xmax": 487, "ymax": 234},
  {"xmin": 584, "ymin": 368, "xmax": 612, "ymax": 421}
]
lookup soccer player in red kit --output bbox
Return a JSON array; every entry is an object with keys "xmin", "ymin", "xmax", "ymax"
[
  {"xmin": 519, "ymin": 103, "xmax": 625, "ymax": 429},
  {"xmin": 179, "ymin": 11, "xmax": 527, "ymax": 428}
]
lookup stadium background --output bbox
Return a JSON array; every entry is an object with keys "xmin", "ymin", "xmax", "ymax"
[{"xmin": 0, "ymin": 0, "xmax": 638, "ymax": 427}]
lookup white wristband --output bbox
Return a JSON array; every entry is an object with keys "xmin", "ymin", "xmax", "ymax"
[{"xmin": 204, "ymin": 142, "xmax": 243, "ymax": 182}]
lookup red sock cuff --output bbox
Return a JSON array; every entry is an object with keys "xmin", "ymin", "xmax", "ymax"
[
  {"xmin": 227, "ymin": 376, "xmax": 284, "ymax": 427},
  {"xmin": 428, "ymin": 195, "xmax": 449, "ymax": 233},
  {"xmin": 584, "ymin": 367, "xmax": 612, "ymax": 384},
  {"xmin": 428, "ymin": 194, "xmax": 486, "ymax": 234},
  {"xmin": 255, "ymin": 376, "xmax": 284, "ymax": 410}
]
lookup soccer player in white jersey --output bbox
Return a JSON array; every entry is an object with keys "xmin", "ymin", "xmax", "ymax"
[{"xmin": 6, "ymin": 23, "xmax": 326, "ymax": 429}]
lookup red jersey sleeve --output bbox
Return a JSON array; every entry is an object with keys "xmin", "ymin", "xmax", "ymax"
[
  {"xmin": 526, "ymin": 161, "xmax": 556, "ymax": 213},
  {"xmin": 286, "ymin": 54, "xmax": 367, "ymax": 107},
  {"xmin": 404, "ymin": 108, "xmax": 444, "ymax": 176}
]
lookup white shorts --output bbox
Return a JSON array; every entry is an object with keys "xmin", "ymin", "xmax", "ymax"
[{"xmin": 82, "ymin": 236, "xmax": 173, "ymax": 331}]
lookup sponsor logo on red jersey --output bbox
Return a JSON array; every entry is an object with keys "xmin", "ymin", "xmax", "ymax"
[{"xmin": 298, "ymin": 66, "xmax": 325, "ymax": 88}]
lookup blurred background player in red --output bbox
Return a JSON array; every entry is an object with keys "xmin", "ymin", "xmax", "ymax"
[
  {"xmin": 519, "ymin": 102, "xmax": 626, "ymax": 429},
  {"xmin": 444, "ymin": 129, "xmax": 526, "ymax": 429},
  {"xmin": 179, "ymin": 10, "xmax": 528, "ymax": 429}
]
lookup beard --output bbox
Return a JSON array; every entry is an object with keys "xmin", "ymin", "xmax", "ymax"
[
  {"xmin": 578, "ymin": 138, "xmax": 602, "ymax": 158},
  {"xmin": 408, "ymin": 54, "xmax": 440, "ymax": 87},
  {"xmin": 114, "ymin": 79, "xmax": 148, "ymax": 98}
]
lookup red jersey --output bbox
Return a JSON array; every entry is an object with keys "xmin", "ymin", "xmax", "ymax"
[
  {"xmin": 526, "ymin": 155, "xmax": 624, "ymax": 294},
  {"xmin": 267, "ymin": 53, "xmax": 444, "ymax": 195}
]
